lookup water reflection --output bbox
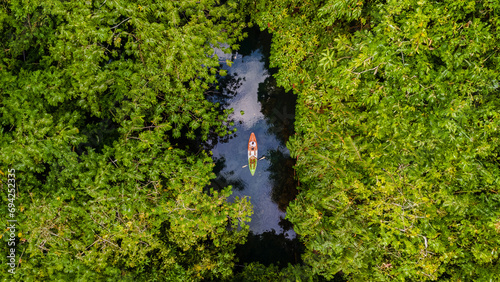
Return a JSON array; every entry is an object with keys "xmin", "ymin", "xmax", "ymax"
[
  {"xmin": 258, "ymin": 75, "xmax": 296, "ymax": 146},
  {"xmin": 210, "ymin": 156, "xmax": 246, "ymax": 192},
  {"xmin": 209, "ymin": 28, "xmax": 297, "ymax": 239},
  {"xmin": 235, "ymin": 229, "xmax": 304, "ymax": 268},
  {"xmin": 237, "ymin": 25, "xmax": 272, "ymax": 69},
  {"xmin": 267, "ymin": 149, "xmax": 298, "ymax": 212},
  {"xmin": 207, "ymin": 71, "xmax": 245, "ymax": 109}
]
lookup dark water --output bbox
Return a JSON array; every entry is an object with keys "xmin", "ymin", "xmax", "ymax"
[{"xmin": 208, "ymin": 29, "xmax": 302, "ymax": 266}]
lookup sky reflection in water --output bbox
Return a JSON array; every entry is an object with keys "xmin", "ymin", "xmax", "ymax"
[{"xmin": 210, "ymin": 46, "xmax": 298, "ymax": 238}]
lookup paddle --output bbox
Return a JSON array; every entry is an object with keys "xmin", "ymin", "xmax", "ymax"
[{"xmin": 241, "ymin": 156, "xmax": 267, "ymax": 168}]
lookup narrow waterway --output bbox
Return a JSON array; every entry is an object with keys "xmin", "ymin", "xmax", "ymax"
[{"xmin": 208, "ymin": 28, "xmax": 302, "ymax": 266}]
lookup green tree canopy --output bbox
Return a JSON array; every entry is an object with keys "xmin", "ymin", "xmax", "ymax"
[
  {"xmin": 249, "ymin": 0, "xmax": 500, "ymax": 280},
  {"xmin": 1, "ymin": 0, "xmax": 252, "ymax": 280}
]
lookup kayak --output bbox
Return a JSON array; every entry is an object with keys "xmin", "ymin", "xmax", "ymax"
[{"xmin": 248, "ymin": 132, "xmax": 258, "ymax": 176}]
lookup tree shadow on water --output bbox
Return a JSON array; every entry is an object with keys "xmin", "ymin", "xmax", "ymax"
[
  {"xmin": 206, "ymin": 70, "xmax": 245, "ymax": 108},
  {"xmin": 235, "ymin": 228, "xmax": 304, "ymax": 269},
  {"xmin": 238, "ymin": 25, "xmax": 272, "ymax": 69},
  {"xmin": 205, "ymin": 156, "xmax": 246, "ymax": 193},
  {"xmin": 266, "ymin": 149, "xmax": 298, "ymax": 212},
  {"xmin": 258, "ymin": 75, "xmax": 296, "ymax": 147}
]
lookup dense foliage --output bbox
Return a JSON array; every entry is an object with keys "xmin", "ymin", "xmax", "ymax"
[
  {"xmin": 250, "ymin": 0, "xmax": 500, "ymax": 280},
  {"xmin": 231, "ymin": 262, "xmax": 330, "ymax": 282},
  {"xmin": 0, "ymin": 0, "xmax": 252, "ymax": 280},
  {"xmin": 3, "ymin": 0, "xmax": 500, "ymax": 280}
]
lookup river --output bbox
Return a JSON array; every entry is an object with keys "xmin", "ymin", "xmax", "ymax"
[{"xmin": 208, "ymin": 27, "xmax": 303, "ymax": 267}]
